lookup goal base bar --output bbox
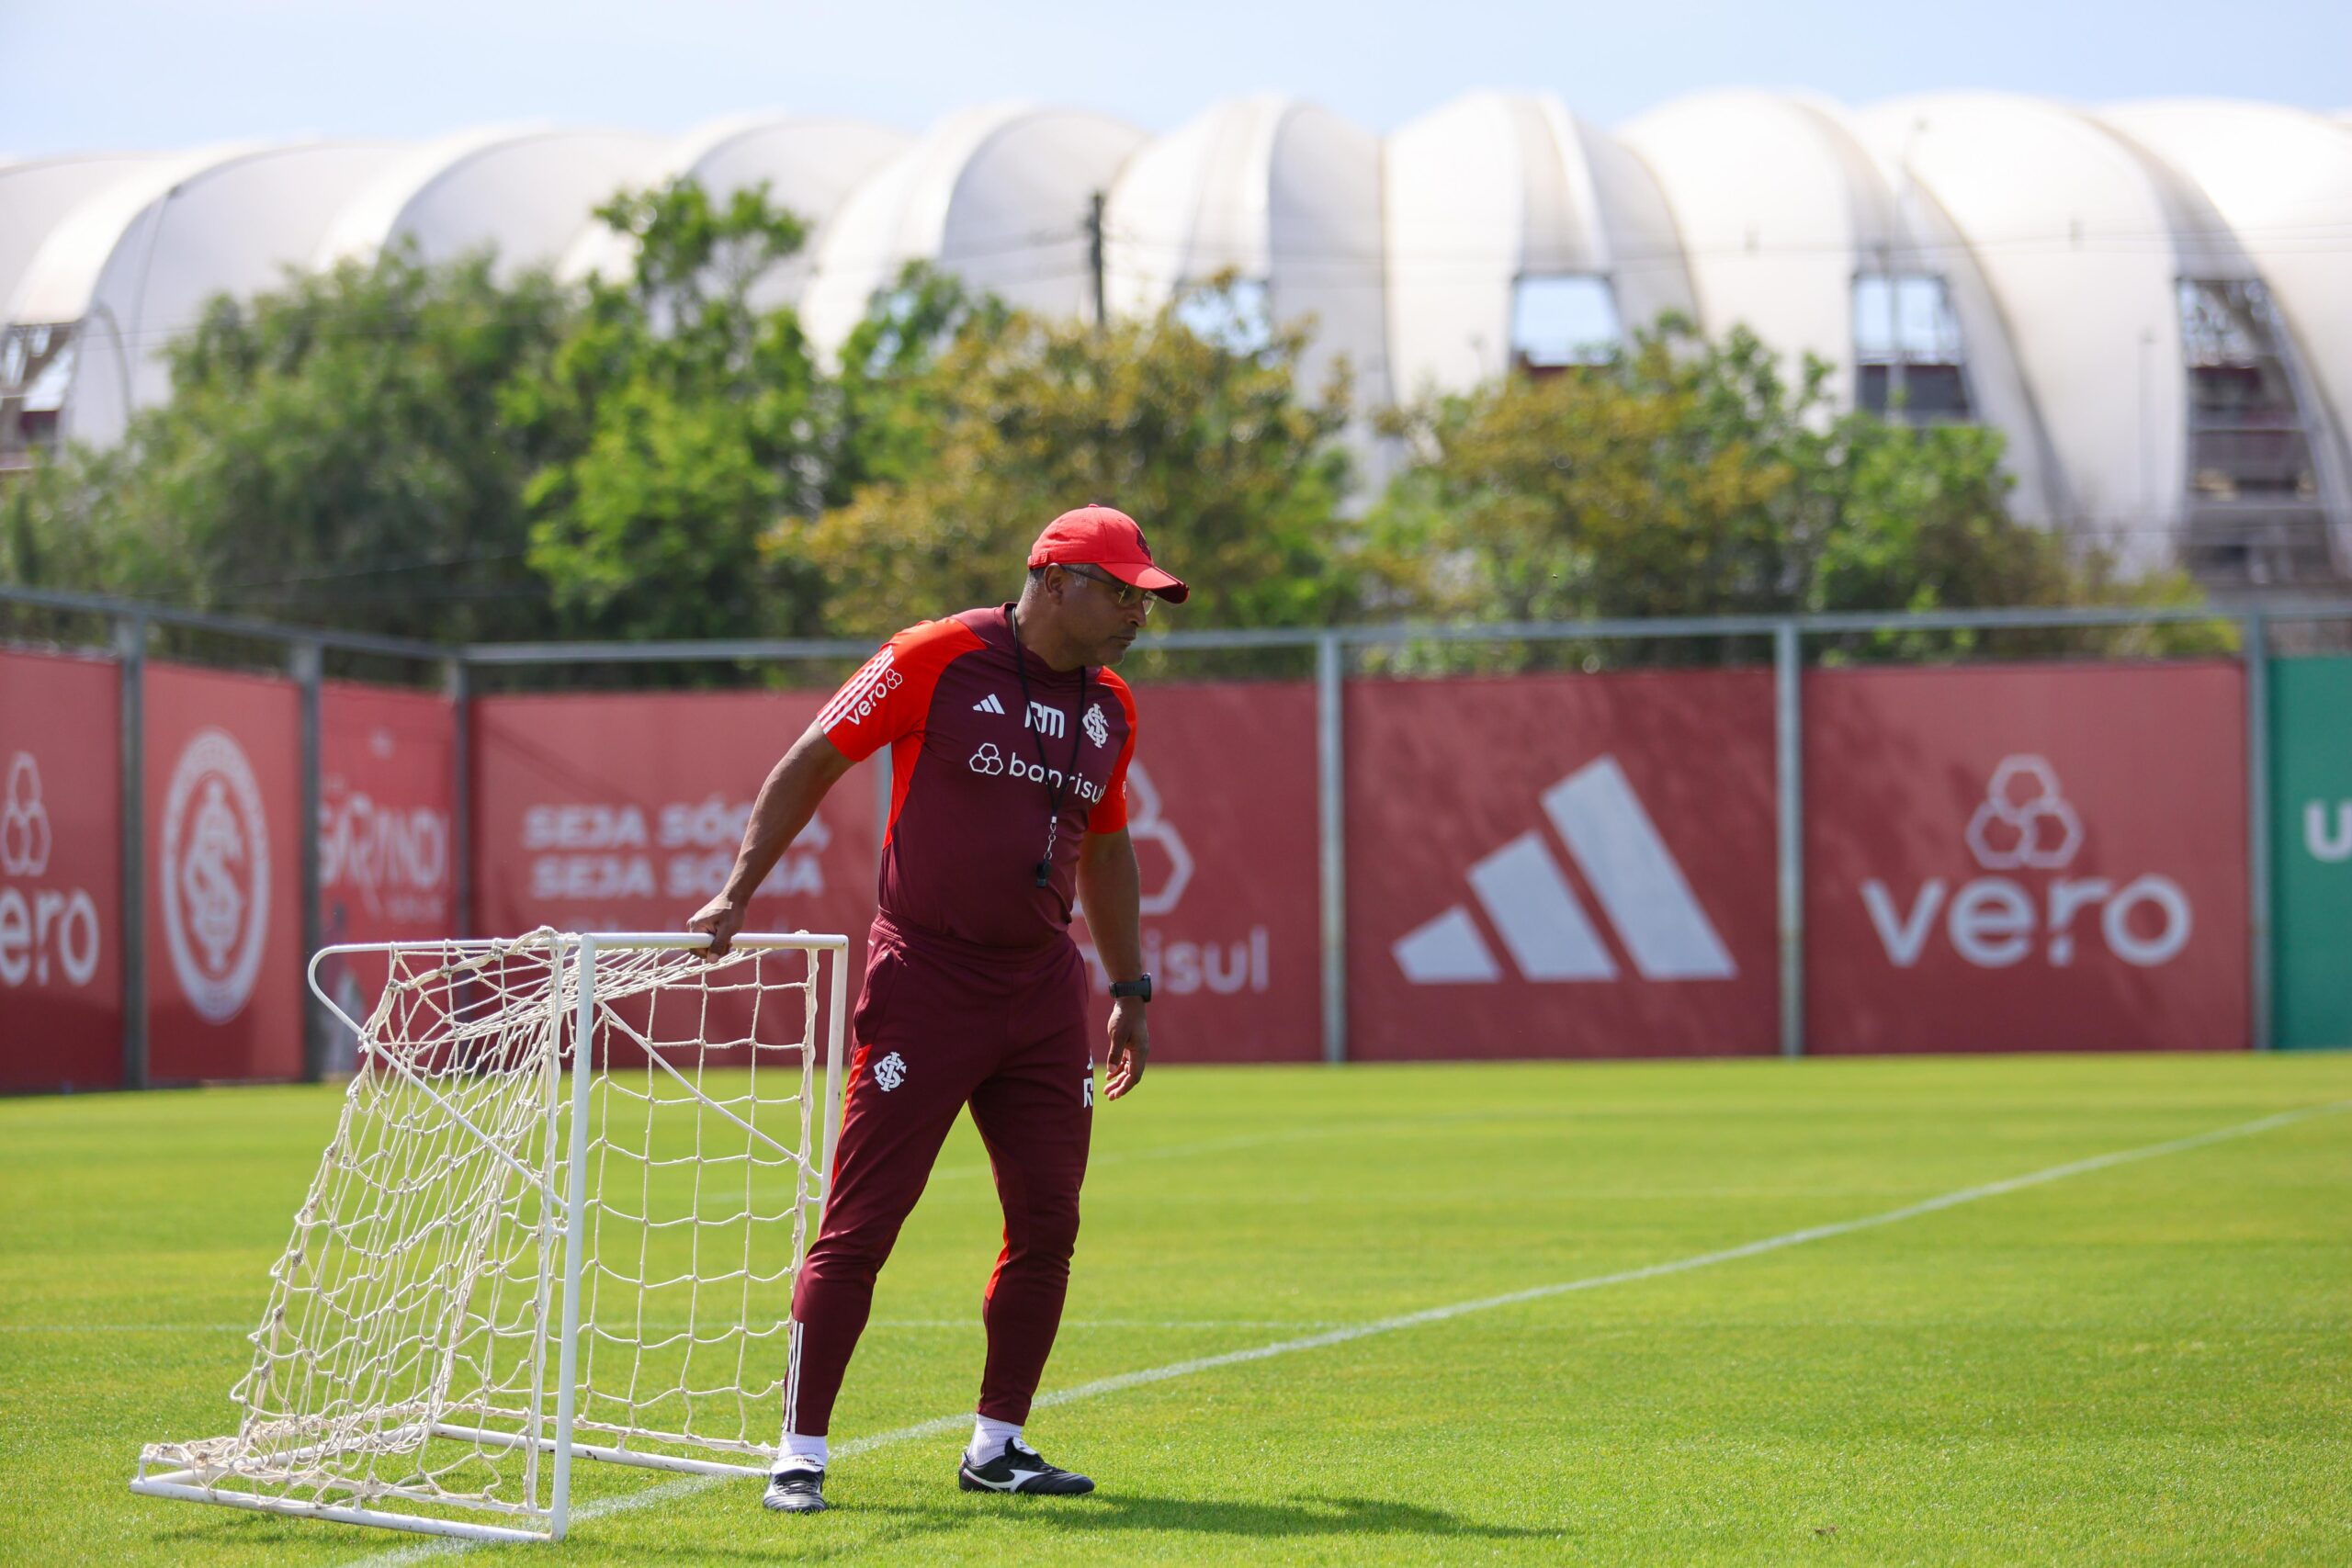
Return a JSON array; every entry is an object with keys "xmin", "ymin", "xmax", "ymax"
[
  {"xmin": 130, "ymin": 1418, "xmax": 769, "ymax": 1545},
  {"xmin": 129, "ymin": 1471, "xmax": 550, "ymax": 1545}
]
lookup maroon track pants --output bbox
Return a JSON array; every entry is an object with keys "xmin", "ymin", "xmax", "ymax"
[{"xmin": 785, "ymin": 914, "xmax": 1093, "ymax": 1435}]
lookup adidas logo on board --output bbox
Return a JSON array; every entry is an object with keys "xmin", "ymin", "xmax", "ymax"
[{"xmin": 1394, "ymin": 756, "xmax": 1735, "ymax": 985}]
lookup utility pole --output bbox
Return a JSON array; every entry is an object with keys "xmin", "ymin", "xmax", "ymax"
[
  {"xmin": 1885, "ymin": 246, "xmax": 1906, "ymax": 421},
  {"xmin": 1086, "ymin": 190, "xmax": 1107, "ymax": 333}
]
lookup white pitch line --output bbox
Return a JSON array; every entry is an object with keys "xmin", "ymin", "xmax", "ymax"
[{"xmin": 317, "ymin": 1095, "xmax": 2346, "ymax": 1568}]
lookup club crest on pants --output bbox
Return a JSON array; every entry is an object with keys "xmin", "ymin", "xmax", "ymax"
[{"xmin": 872, "ymin": 1050, "xmax": 908, "ymax": 1092}]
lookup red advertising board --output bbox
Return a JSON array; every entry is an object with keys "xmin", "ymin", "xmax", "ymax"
[
  {"xmin": 1804, "ymin": 662, "xmax": 2247, "ymax": 1053},
  {"xmin": 1346, "ymin": 671, "xmax": 1780, "ymax": 1060},
  {"xmin": 472, "ymin": 689, "xmax": 882, "ymax": 973},
  {"xmin": 0, "ymin": 649, "xmax": 123, "ymax": 1091},
  {"xmin": 144, "ymin": 662, "xmax": 305, "ymax": 1081},
  {"xmin": 313, "ymin": 682, "xmax": 458, "ymax": 1070},
  {"xmin": 1072, "ymin": 682, "xmax": 1321, "ymax": 1064}
]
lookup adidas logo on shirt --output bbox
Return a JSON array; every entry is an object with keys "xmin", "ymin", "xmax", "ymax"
[{"xmin": 973, "ymin": 693, "xmax": 1007, "ymax": 715}]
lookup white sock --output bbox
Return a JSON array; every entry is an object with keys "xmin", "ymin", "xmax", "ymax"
[
  {"xmin": 967, "ymin": 1416, "xmax": 1022, "ymax": 1464},
  {"xmin": 775, "ymin": 1431, "xmax": 827, "ymax": 1472}
]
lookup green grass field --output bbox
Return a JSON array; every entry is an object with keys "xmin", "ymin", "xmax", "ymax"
[{"xmin": 6, "ymin": 1052, "xmax": 2350, "ymax": 1566}]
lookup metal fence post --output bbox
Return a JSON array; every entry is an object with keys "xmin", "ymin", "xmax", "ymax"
[
  {"xmin": 2244, "ymin": 614, "xmax": 2273, "ymax": 1052},
  {"xmin": 1317, "ymin": 634, "xmax": 1347, "ymax": 1065},
  {"xmin": 447, "ymin": 658, "xmax": 473, "ymax": 938},
  {"xmin": 1774, "ymin": 620, "xmax": 1804, "ymax": 1058},
  {"xmin": 116, "ymin": 614, "xmax": 148, "ymax": 1089},
  {"xmin": 292, "ymin": 640, "xmax": 325, "ymax": 1081}
]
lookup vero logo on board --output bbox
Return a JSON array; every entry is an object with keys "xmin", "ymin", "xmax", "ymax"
[
  {"xmin": 1861, "ymin": 755, "xmax": 2191, "ymax": 970},
  {"xmin": 0, "ymin": 751, "xmax": 103, "ymax": 990},
  {"xmin": 1394, "ymin": 756, "xmax": 1734, "ymax": 985}
]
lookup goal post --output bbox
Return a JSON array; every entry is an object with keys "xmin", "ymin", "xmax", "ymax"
[{"xmin": 130, "ymin": 929, "xmax": 850, "ymax": 1545}]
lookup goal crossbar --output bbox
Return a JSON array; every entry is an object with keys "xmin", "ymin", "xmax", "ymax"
[{"xmin": 130, "ymin": 929, "xmax": 851, "ymax": 1546}]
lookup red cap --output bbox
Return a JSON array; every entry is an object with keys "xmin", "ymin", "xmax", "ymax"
[{"xmin": 1027, "ymin": 504, "xmax": 1189, "ymax": 604}]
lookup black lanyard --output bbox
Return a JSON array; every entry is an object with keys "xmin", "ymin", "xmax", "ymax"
[{"xmin": 1007, "ymin": 609, "xmax": 1091, "ymax": 888}]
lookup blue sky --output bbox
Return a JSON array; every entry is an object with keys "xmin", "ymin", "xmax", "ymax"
[{"xmin": 4, "ymin": 0, "xmax": 2347, "ymax": 157}]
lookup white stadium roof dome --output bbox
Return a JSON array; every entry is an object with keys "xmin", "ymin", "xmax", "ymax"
[
  {"xmin": 10, "ymin": 141, "xmax": 409, "ymax": 448},
  {"xmin": 557, "ymin": 115, "xmax": 910, "ymax": 315},
  {"xmin": 2098, "ymin": 98, "xmax": 2352, "ymax": 571},
  {"xmin": 312, "ymin": 126, "xmax": 665, "ymax": 276},
  {"xmin": 1104, "ymin": 95, "xmax": 1386, "ymax": 408},
  {"xmin": 1385, "ymin": 91, "xmax": 1694, "ymax": 404},
  {"xmin": 0, "ymin": 152, "xmax": 161, "ymax": 333},
  {"xmin": 797, "ymin": 102, "xmax": 1146, "ymax": 363},
  {"xmin": 1623, "ymin": 91, "xmax": 2064, "ymax": 527},
  {"xmin": 1859, "ymin": 91, "xmax": 2345, "ymax": 578},
  {"xmin": 3, "ymin": 93, "xmax": 2347, "ymax": 584}
]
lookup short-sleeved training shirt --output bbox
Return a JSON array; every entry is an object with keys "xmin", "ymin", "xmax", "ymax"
[{"xmin": 819, "ymin": 604, "xmax": 1137, "ymax": 953}]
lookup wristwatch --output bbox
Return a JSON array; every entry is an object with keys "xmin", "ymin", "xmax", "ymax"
[{"xmin": 1109, "ymin": 974, "xmax": 1153, "ymax": 1003}]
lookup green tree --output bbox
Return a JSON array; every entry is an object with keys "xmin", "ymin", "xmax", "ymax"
[
  {"xmin": 818, "ymin": 264, "xmax": 1011, "ymax": 509},
  {"xmin": 1364, "ymin": 321, "xmax": 2213, "ymax": 660},
  {"xmin": 786, "ymin": 275, "xmax": 1354, "ymax": 637},
  {"xmin": 503, "ymin": 180, "xmax": 829, "ymax": 641},
  {"xmin": 2, "ymin": 250, "xmax": 573, "ymax": 641}
]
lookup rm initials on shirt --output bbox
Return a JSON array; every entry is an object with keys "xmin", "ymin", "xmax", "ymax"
[{"xmin": 1023, "ymin": 702, "xmax": 1067, "ymax": 739}]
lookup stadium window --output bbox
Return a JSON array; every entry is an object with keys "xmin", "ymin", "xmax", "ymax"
[
  {"xmin": 1508, "ymin": 276, "xmax": 1622, "ymax": 375},
  {"xmin": 2176, "ymin": 277, "xmax": 2333, "ymax": 587},
  {"xmin": 1853, "ymin": 274, "xmax": 1972, "ymax": 422},
  {"xmin": 1173, "ymin": 276, "xmax": 1272, "ymax": 355},
  {"xmin": 0, "ymin": 324, "xmax": 73, "ymax": 468}
]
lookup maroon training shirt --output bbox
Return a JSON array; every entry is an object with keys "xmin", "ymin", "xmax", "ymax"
[{"xmin": 818, "ymin": 605, "xmax": 1137, "ymax": 953}]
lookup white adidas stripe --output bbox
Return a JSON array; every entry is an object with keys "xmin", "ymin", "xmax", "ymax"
[
  {"xmin": 1545, "ymin": 758, "xmax": 1735, "ymax": 979},
  {"xmin": 329, "ymin": 1096, "xmax": 2347, "ymax": 1566},
  {"xmin": 817, "ymin": 649, "xmax": 897, "ymax": 730},
  {"xmin": 1468, "ymin": 832, "xmax": 1616, "ymax": 980}
]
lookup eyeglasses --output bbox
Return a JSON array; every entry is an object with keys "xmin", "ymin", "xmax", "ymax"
[{"xmin": 1059, "ymin": 563, "xmax": 1157, "ymax": 615}]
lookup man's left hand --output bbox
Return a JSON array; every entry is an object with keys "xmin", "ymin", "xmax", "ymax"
[{"xmin": 1103, "ymin": 998, "xmax": 1148, "ymax": 1100}]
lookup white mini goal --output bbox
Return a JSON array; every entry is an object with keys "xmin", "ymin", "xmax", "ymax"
[{"xmin": 130, "ymin": 929, "xmax": 848, "ymax": 1544}]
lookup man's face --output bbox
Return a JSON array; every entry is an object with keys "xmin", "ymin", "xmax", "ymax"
[{"xmin": 1050, "ymin": 564, "xmax": 1152, "ymax": 665}]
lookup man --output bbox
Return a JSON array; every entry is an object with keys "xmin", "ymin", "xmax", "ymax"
[{"xmin": 686, "ymin": 504, "xmax": 1184, "ymax": 1515}]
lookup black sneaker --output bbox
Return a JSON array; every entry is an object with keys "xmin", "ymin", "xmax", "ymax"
[
  {"xmin": 956, "ymin": 1438, "xmax": 1094, "ymax": 1495},
  {"xmin": 763, "ymin": 1463, "xmax": 827, "ymax": 1513}
]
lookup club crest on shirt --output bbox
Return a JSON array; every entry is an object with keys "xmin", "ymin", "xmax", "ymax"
[{"xmin": 1083, "ymin": 703, "xmax": 1109, "ymax": 749}]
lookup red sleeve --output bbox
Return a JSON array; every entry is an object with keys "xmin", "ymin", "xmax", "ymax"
[
  {"xmin": 816, "ymin": 621, "xmax": 981, "ymax": 762},
  {"xmin": 1086, "ymin": 671, "xmax": 1139, "ymax": 833}
]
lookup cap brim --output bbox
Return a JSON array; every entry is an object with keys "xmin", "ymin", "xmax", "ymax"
[{"xmin": 1100, "ymin": 560, "xmax": 1189, "ymax": 604}]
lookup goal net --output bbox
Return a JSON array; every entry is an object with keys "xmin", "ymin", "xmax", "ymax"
[{"xmin": 130, "ymin": 929, "xmax": 848, "ymax": 1544}]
